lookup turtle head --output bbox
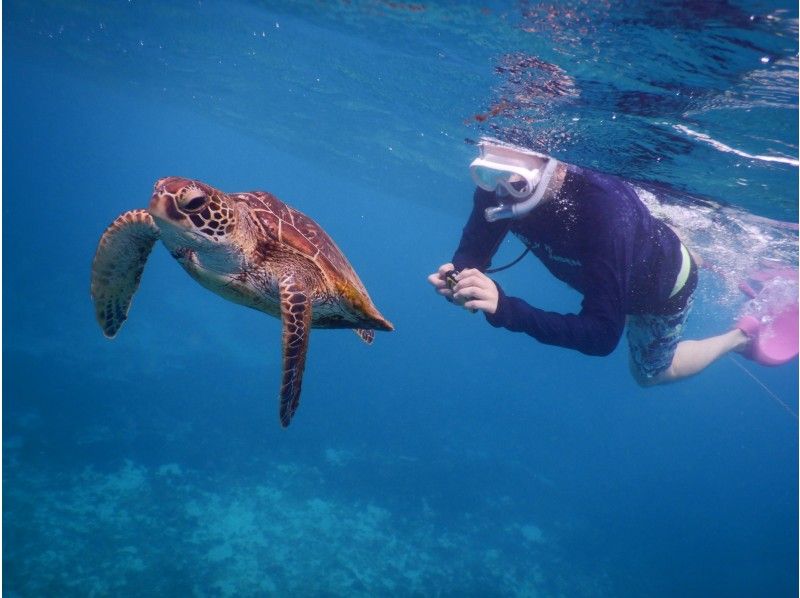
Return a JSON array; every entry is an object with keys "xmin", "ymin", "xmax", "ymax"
[{"xmin": 149, "ymin": 177, "xmax": 236, "ymax": 250}]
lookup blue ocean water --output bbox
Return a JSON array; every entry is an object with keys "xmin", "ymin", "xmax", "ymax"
[{"xmin": 3, "ymin": 0, "xmax": 798, "ymax": 595}]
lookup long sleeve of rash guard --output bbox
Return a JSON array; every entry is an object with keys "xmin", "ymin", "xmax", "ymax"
[
  {"xmin": 452, "ymin": 187, "xmax": 628, "ymax": 357},
  {"xmin": 485, "ymin": 265, "xmax": 626, "ymax": 357},
  {"xmin": 451, "ymin": 188, "xmax": 511, "ymax": 272}
]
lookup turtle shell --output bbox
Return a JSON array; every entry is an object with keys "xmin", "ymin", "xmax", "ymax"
[{"xmin": 239, "ymin": 191, "xmax": 371, "ymax": 297}]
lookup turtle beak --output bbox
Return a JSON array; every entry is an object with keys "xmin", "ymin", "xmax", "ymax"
[
  {"xmin": 148, "ymin": 191, "xmax": 168, "ymax": 221},
  {"xmin": 148, "ymin": 179, "xmax": 186, "ymax": 224}
]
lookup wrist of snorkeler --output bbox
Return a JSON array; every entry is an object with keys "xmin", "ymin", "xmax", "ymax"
[{"xmin": 484, "ymin": 281, "xmax": 510, "ymax": 327}]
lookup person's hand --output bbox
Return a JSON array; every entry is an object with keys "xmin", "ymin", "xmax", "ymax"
[
  {"xmin": 427, "ymin": 263, "xmax": 456, "ymax": 302},
  {"xmin": 451, "ymin": 268, "xmax": 499, "ymax": 314}
]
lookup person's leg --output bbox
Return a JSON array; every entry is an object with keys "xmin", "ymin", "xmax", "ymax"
[
  {"xmin": 628, "ymin": 300, "xmax": 751, "ymax": 387},
  {"xmin": 628, "ymin": 304, "xmax": 689, "ymax": 387},
  {"xmin": 649, "ymin": 328, "xmax": 748, "ymax": 384}
]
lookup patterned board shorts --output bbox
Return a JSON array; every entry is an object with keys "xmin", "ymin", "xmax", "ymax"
[{"xmin": 626, "ymin": 295, "xmax": 694, "ymax": 380}]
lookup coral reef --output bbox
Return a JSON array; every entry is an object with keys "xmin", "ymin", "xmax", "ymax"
[{"xmin": 4, "ymin": 457, "xmax": 581, "ymax": 596}]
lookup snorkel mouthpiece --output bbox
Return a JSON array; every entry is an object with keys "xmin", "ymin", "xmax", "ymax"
[
  {"xmin": 485, "ymin": 204, "xmax": 516, "ymax": 222},
  {"xmin": 470, "ymin": 138, "xmax": 559, "ymax": 222}
]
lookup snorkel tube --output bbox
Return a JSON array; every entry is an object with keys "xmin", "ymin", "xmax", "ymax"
[{"xmin": 484, "ymin": 157, "xmax": 559, "ymax": 222}]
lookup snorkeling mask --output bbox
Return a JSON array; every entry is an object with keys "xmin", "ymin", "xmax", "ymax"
[{"xmin": 469, "ymin": 138, "xmax": 559, "ymax": 222}]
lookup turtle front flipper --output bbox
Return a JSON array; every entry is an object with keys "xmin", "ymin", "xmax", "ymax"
[
  {"xmin": 278, "ymin": 273, "xmax": 313, "ymax": 427},
  {"xmin": 91, "ymin": 210, "xmax": 160, "ymax": 338}
]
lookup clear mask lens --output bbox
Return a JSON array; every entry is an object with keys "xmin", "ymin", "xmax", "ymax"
[
  {"xmin": 472, "ymin": 164, "xmax": 511, "ymax": 191},
  {"xmin": 470, "ymin": 158, "xmax": 540, "ymax": 199}
]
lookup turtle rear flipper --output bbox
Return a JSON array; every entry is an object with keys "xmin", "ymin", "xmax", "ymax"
[
  {"xmin": 91, "ymin": 209, "xmax": 160, "ymax": 338},
  {"xmin": 354, "ymin": 329, "xmax": 374, "ymax": 344}
]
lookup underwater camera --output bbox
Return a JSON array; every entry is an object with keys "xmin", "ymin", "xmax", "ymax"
[{"xmin": 444, "ymin": 269, "xmax": 460, "ymax": 291}]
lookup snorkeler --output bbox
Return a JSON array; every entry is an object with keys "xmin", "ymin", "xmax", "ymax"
[{"xmin": 428, "ymin": 138, "xmax": 782, "ymax": 386}]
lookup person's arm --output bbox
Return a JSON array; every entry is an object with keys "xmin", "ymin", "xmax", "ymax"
[
  {"xmin": 455, "ymin": 241, "xmax": 628, "ymax": 356},
  {"xmin": 485, "ymin": 266, "xmax": 625, "ymax": 356},
  {"xmin": 451, "ymin": 187, "xmax": 511, "ymax": 271}
]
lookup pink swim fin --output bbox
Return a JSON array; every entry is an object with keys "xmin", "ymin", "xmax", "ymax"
[{"xmin": 736, "ymin": 267, "xmax": 799, "ymax": 367}]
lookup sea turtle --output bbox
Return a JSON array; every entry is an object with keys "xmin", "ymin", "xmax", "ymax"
[{"xmin": 90, "ymin": 176, "xmax": 393, "ymax": 427}]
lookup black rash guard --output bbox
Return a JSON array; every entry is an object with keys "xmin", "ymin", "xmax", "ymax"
[{"xmin": 452, "ymin": 165, "xmax": 685, "ymax": 356}]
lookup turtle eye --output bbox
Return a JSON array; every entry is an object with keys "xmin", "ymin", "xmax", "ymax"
[{"xmin": 182, "ymin": 195, "xmax": 208, "ymax": 212}]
